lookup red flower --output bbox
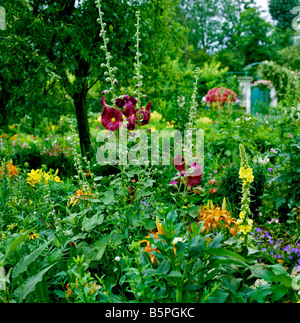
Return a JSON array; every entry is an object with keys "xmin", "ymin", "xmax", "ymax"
[
  {"xmin": 173, "ymin": 154, "xmax": 185, "ymax": 172},
  {"xmin": 209, "ymin": 188, "xmax": 218, "ymax": 194},
  {"xmin": 115, "ymin": 95, "xmax": 138, "ymax": 118},
  {"xmin": 187, "ymin": 162, "xmax": 203, "ymax": 187},
  {"xmin": 140, "ymin": 102, "xmax": 152, "ymax": 126},
  {"xmin": 100, "ymin": 97, "xmax": 123, "ymax": 131}
]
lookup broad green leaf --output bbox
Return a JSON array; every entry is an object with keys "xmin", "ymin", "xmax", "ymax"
[
  {"xmin": 2, "ymin": 229, "xmax": 32, "ymax": 265},
  {"xmin": 157, "ymin": 259, "xmax": 171, "ymax": 274},
  {"xmin": 203, "ymin": 248, "xmax": 249, "ymax": 264},
  {"xmin": 14, "ymin": 264, "xmax": 56, "ymax": 302},
  {"xmin": 271, "ymin": 274, "xmax": 292, "ymax": 288},
  {"xmin": 102, "ymin": 190, "xmax": 115, "ymax": 205},
  {"xmin": 168, "ymin": 270, "xmax": 183, "ymax": 278},
  {"xmin": 12, "ymin": 240, "xmax": 51, "ymax": 279},
  {"xmin": 82, "ymin": 213, "xmax": 104, "ymax": 232}
]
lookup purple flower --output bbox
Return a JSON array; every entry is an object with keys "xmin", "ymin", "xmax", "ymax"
[
  {"xmin": 267, "ymin": 168, "xmax": 273, "ymax": 172},
  {"xmin": 270, "ymin": 148, "xmax": 276, "ymax": 153},
  {"xmin": 256, "ymin": 227, "xmax": 261, "ymax": 233},
  {"xmin": 265, "ymin": 231, "xmax": 271, "ymax": 239}
]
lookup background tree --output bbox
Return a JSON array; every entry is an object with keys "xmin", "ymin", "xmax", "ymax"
[
  {"xmin": 269, "ymin": 0, "xmax": 299, "ymax": 29},
  {"xmin": 0, "ymin": 0, "xmax": 187, "ymax": 159}
]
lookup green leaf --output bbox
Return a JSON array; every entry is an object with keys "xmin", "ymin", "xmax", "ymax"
[
  {"xmin": 82, "ymin": 213, "xmax": 104, "ymax": 232},
  {"xmin": 271, "ymin": 284, "xmax": 289, "ymax": 302},
  {"xmin": 2, "ymin": 229, "xmax": 32, "ymax": 265},
  {"xmin": 174, "ymin": 241, "xmax": 185, "ymax": 256},
  {"xmin": 249, "ymin": 283, "xmax": 272, "ymax": 303},
  {"xmin": 102, "ymin": 190, "xmax": 115, "ymax": 205},
  {"xmin": 14, "ymin": 264, "xmax": 56, "ymax": 302},
  {"xmin": 271, "ymin": 274, "xmax": 292, "ymax": 288},
  {"xmin": 157, "ymin": 259, "xmax": 171, "ymax": 274},
  {"xmin": 12, "ymin": 240, "xmax": 51, "ymax": 279},
  {"xmin": 90, "ymin": 235, "xmax": 110, "ymax": 261},
  {"xmin": 168, "ymin": 270, "xmax": 183, "ymax": 278},
  {"xmin": 203, "ymin": 248, "xmax": 249, "ymax": 264}
]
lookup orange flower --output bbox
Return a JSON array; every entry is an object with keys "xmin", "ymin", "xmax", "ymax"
[
  {"xmin": 197, "ymin": 200, "xmax": 238, "ymax": 236},
  {"xmin": 65, "ymin": 277, "xmax": 100, "ymax": 298},
  {"xmin": 68, "ymin": 189, "xmax": 95, "ymax": 208},
  {"xmin": 140, "ymin": 221, "xmax": 165, "ymax": 265},
  {"xmin": 0, "ymin": 161, "xmax": 18, "ymax": 178}
]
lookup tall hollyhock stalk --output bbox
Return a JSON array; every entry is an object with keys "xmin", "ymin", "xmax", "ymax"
[
  {"xmin": 95, "ymin": 0, "xmax": 118, "ymax": 101},
  {"xmin": 237, "ymin": 143, "xmax": 254, "ymax": 244}
]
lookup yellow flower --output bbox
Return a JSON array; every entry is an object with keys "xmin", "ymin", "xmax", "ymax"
[
  {"xmin": 28, "ymin": 232, "xmax": 39, "ymax": 240},
  {"xmin": 150, "ymin": 111, "xmax": 162, "ymax": 122},
  {"xmin": 27, "ymin": 169, "xmax": 63, "ymax": 186},
  {"xmin": 239, "ymin": 167, "xmax": 254, "ymax": 183},
  {"xmin": 239, "ymin": 211, "xmax": 246, "ymax": 219},
  {"xmin": 27, "ymin": 169, "xmax": 43, "ymax": 186}
]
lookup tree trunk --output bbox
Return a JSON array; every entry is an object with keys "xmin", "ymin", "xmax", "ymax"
[
  {"xmin": 73, "ymin": 82, "xmax": 92, "ymax": 160},
  {"xmin": 72, "ymin": 56, "xmax": 93, "ymax": 160}
]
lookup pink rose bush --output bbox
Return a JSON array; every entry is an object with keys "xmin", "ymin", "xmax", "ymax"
[{"xmin": 205, "ymin": 87, "xmax": 237, "ymax": 110}]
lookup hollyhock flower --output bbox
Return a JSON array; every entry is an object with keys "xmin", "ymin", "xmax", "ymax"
[
  {"xmin": 141, "ymin": 102, "xmax": 152, "ymax": 125},
  {"xmin": 115, "ymin": 95, "xmax": 138, "ymax": 118},
  {"xmin": 187, "ymin": 162, "xmax": 203, "ymax": 187},
  {"xmin": 101, "ymin": 96, "xmax": 123, "ymax": 131},
  {"xmin": 126, "ymin": 113, "xmax": 139, "ymax": 130},
  {"xmin": 173, "ymin": 154, "xmax": 185, "ymax": 172}
]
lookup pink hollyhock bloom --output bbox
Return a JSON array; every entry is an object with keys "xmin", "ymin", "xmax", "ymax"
[
  {"xmin": 173, "ymin": 154, "xmax": 185, "ymax": 172},
  {"xmin": 187, "ymin": 162, "xmax": 203, "ymax": 187},
  {"xmin": 101, "ymin": 97, "xmax": 123, "ymax": 131}
]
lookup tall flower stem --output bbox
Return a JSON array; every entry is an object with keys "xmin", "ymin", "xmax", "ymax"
[
  {"xmin": 95, "ymin": 0, "xmax": 118, "ymax": 101},
  {"xmin": 238, "ymin": 143, "xmax": 254, "ymax": 247}
]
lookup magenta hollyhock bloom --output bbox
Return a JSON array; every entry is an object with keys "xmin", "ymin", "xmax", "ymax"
[
  {"xmin": 173, "ymin": 154, "xmax": 185, "ymax": 172},
  {"xmin": 115, "ymin": 95, "xmax": 138, "ymax": 118},
  {"xmin": 187, "ymin": 162, "xmax": 203, "ymax": 187},
  {"xmin": 141, "ymin": 102, "xmax": 152, "ymax": 125},
  {"xmin": 126, "ymin": 113, "xmax": 139, "ymax": 130},
  {"xmin": 101, "ymin": 97, "xmax": 123, "ymax": 131}
]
